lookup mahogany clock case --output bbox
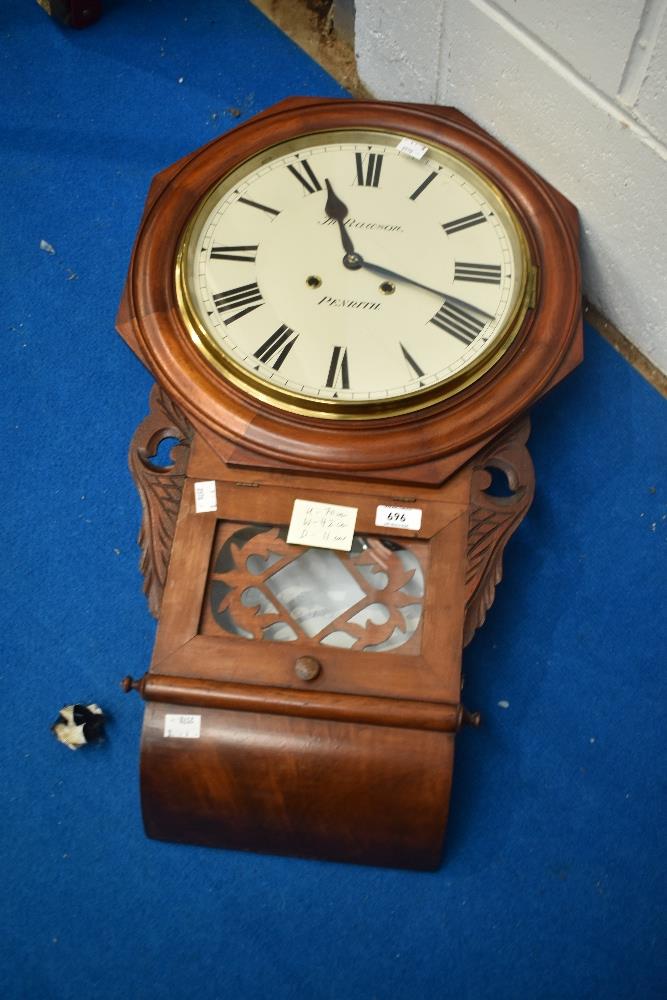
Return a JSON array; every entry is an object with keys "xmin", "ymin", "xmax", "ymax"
[{"xmin": 117, "ymin": 98, "xmax": 583, "ymax": 869}]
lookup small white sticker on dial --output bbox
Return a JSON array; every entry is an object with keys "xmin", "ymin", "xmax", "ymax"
[
  {"xmin": 194, "ymin": 480, "xmax": 217, "ymax": 513},
  {"xmin": 287, "ymin": 498, "xmax": 358, "ymax": 551},
  {"xmin": 163, "ymin": 714, "xmax": 201, "ymax": 739},
  {"xmin": 375, "ymin": 504, "xmax": 423, "ymax": 531},
  {"xmin": 397, "ymin": 137, "xmax": 428, "ymax": 160}
]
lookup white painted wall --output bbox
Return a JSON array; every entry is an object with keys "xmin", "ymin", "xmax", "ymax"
[{"xmin": 355, "ymin": 0, "xmax": 667, "ymax": 375}]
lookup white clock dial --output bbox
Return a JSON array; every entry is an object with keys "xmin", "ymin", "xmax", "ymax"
[{"xmin": 178, "ymin": 128, "xmax": 530, "ymax": 416}]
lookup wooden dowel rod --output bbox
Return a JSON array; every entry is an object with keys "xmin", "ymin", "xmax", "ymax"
[{"xmin": 123, "ymin": 673, "xmax": 463, "ymax": 733}]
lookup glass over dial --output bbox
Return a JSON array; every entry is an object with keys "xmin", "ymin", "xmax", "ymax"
[{"xmin": 177, "ymin": 128, "xmax": 531, "ymax": 417}]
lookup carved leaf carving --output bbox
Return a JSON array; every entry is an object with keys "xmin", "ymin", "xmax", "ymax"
[
  {"xmin": 129, "ymin": 384, "xmax": 193, "ymax": 617},
  {"xmin": 463, "ymin": 418, "xmax": 535, "ymax": 647}
]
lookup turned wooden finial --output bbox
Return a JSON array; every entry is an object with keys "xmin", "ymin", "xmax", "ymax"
[{"xmin": 121, "ymin": 675, "xmax": 145, "ymax": 695}]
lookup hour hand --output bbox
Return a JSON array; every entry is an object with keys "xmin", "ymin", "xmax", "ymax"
[
  {"xmin": 324, "ymin": 179, "xmax": 356, "ymax": 257},
  {"xmin": 324, "ymin": 178, "xmax": 347, "ymax": 221}
]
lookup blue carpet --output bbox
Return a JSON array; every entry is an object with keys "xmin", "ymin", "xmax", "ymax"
[{"xmin": 1, "ymin": 2, "xmax": 665, "ymax": 998}]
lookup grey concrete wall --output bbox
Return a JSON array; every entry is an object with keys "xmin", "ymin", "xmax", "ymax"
[{"xmin": 355, "ymin": 0, "xmax": 667, "ymax": 374}]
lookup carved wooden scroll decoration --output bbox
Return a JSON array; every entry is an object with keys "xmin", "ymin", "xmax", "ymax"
[
  {"xmin": 463, "ymin": 418, "xmax": 535, "ymax": 647},
  {"xmin": 129, "ymin": 385, "xmax": 194, "ymax": 617}
]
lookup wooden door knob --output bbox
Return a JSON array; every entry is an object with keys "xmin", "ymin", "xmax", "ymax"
[{"xmin": 294, "ymin": 656, "xmax": 321, "ymax": 682}]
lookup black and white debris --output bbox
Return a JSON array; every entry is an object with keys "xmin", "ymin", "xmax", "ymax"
[{"xmin": 51, "ymin": 703, "xmax": 106, "ymax": 750}]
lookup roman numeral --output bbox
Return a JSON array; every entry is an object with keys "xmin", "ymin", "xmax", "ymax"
[
  {"xmin": 454, "ymin": 261, "xmax": 502, "ymax": 284},
  {"xmin": 210, "ymin": 245, "xmax": 258, "ymax": 262},
  {"xmin": 409, "ymin": 171, "xmax": 438, "ymax": 201},
  {"xmin": 430, "ymin": 297, "xmax": 493, "ymax": 345},
  {"xmin": 287, "ymin": 159, "xmax": 322, "ymax": 194},
  {"xmin": 325, "ymin": 346, "xmax": 350, "ymax": 389},
  {"xmin": 442, "ymin": 211, "xmax": 486, "ymax": 235},
  {"xmin": 400, "ymin": 342, "xmax": 425, "ymax": 380},
  {"xmin": 212, "ymin": 282, "xmax": 264, "ymax": 325},
  {"xmin": 237, "ymin": 196, "xmax": 280, "ymax": 217},
  {"xmin": 355, "ymin": 152, "xmax": 383, "ymax": 187},
  {"xmin": 253, "ymin": 325, "xmax": 299, "ymax": 370}
]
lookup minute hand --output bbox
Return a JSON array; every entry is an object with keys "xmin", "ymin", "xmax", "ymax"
[
  {"xmin": 361, "ymin": 258, "xmax": 495, "ymax": 321},
  {"xmin": 360, "ymin": 258, "xmax": 448, "ymax": 298}
]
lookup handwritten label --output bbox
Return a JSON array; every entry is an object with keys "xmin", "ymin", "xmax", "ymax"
[
  {"xmin": 375, "ymin": 504, "xmax": 422, "ymax": 531},
  {"xmin": 163, "ymin": 714, "xmax": 201, "ymax": 739},
  {"xmin": 397, "ymin": 137, "xmax": 428, "ymax": 160},
  {"xmin": 194, "ymin": 480, "xmax": 217, "ymax": 513},
  {"xmin": 287, "ymin": 499, "xmax": 358, "ymax": 551}
]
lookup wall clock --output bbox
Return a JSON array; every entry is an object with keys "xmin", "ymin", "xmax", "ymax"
[{"xmin": 117, "ymin": 97, "xmax": 582, "ymax": 869}]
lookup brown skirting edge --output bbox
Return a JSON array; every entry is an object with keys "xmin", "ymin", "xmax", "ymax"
[{"xmin": 585, "ymin": 301, "xmax": 667, "ymax": 398}]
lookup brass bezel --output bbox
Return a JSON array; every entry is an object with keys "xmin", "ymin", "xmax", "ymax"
[{"xmin": 175, "ymin": 127, "xmax": 534, "ymax": 421}]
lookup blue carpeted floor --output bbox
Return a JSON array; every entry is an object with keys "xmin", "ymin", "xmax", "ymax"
[{"xmin": 1, "ymin": 2, "xmax": 665, "ymax": 997}]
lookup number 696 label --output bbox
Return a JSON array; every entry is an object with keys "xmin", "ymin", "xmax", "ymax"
[{"xmin": 375, "ymin": 504, "xmax": 422, "ymax": 531}]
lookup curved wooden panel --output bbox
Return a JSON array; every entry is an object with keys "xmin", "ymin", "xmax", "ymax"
[{"xmin": 139, "ymin": 701, "xmax": 455, "ymax": 870}]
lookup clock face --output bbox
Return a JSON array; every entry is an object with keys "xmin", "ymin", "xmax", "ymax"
[{"xmin": 177, "ymin": 128, "xmax": 531, "ymax": 417}]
